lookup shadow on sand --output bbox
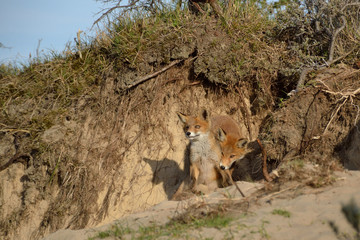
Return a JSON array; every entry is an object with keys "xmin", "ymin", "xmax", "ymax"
[{"xmin": 143, "ymin": 145, "xmax": 191, "ymax": 199}]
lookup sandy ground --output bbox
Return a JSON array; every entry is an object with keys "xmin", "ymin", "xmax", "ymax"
[{"xmin": 43, "ymin": 170, "xmax": 360, "ymax": 240}]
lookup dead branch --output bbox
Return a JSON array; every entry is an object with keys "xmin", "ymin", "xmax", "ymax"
[
  {"xmin": 124, "ymin": 56, "xmax": 198, "ymax": 90},
  {"xmin": 125, "ymin": 60, "xmax": 182, "ymax": 90},
  {"xmin": 256, "ymin": 138, "xmax": 272, "ymax": 182},
  {"xmin": 287, "ymin": 0, "xmax": 359, "ymax": 94},
  {"xmin": 295, "ymin": 67, "xmax": 313, "ymax": 92},
  {"xmin": 294, "ymin": 48, "xmax": 356, "ymax": 93},
  {"xmin": 93, "ymin": 0, "xmax": 140, "ymax": 27},
  {"xmin": 328, "ymin": 16, "xmax": 346, "ymax": 63}
]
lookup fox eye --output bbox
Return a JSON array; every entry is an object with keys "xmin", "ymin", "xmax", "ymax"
[
  {"xmin": 195, "ymin": 125, "xmax": 201, "ymax": 129},
  {"xmin": 185, "ymin": 126, "xmax": 189, "ymax": 130},
  {"xmin": 221, "ymin": 152, "xmax": 224, "ymax": 156},
  {"xmin": 230, "ymin": 154, "xmax": 236, "ymax": 158}
]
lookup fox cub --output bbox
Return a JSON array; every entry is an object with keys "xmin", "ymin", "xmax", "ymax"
[
  {"xmin": 216, "ymin": 123, "xmax": 248, "ymax": 173},
  {"xmin": 176, "ymin": 110, "xmax": 248, "ymax": 194}
]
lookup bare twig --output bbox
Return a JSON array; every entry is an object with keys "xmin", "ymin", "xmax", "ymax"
[
  {"xmin": 262, "ymin": 184, "xmax": 302, "ymax": 200},
  {"xmin": 93, "ymin": 0, "xmax": 140, "ymax": 27},
  {"xmin": 0, "ymin": 128, "xmax": 31, "ymax": 134},
  {"xmin": 225, "ymin": 169, "xmax": 245, "ymax": 197}
]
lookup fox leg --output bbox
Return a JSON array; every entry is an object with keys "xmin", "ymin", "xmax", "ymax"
[{"xmin": 190, "ymin": 164, "xmax": 200, "ymax": 189}]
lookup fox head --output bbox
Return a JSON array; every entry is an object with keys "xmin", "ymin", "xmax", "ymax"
[
  {"xmin": 176, "ymin": 110, "xmax": 210, "ymax": 141},
  {"xmin": 216, "ymin": 128, "xmax": 248, "ymax": 170}
]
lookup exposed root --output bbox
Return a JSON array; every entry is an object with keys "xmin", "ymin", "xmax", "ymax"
[
  {"xmin": 316, "ymin": 80, "xmax": 360, "ymax": 136},
  {"xmin": 256, "ymin": 138, "xmax": 272, "ymax": 182},
  {"xmin": 0, "ymin": 153, "xmax": 32, "ymax": 172}
]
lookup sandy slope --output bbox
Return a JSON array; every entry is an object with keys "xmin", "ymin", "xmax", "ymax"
[{"xmin": 43, "ymin": 170, "xmax": 360, "ymax": 240}]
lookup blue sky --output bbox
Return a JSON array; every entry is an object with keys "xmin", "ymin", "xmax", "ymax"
[{"xmin": 0, "ymin": 0, "xmax": 109, "ymax": 65}]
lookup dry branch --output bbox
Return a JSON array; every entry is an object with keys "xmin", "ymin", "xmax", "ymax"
[
  {"xmin": 93, "ymin": 0, "xmax": 140, "ymax": 27},
  {"xmin": 125, "ymin": 59, "xmax": 183, "ymax": 90},
  {"xmin": 124, "ymin": 56, "xmax": 198, "ymax": 90},
  {"xmin": 328, "ymin": 16, "xmax": 347, "ymax": 63}
]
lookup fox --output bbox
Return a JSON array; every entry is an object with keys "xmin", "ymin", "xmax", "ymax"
[
  {"xmin": 216, "ymin": 123, "xmax": 249, "ymax": 172},
  {"xmin": 175, "ymin": 110, "xmax": 240, "ymax": 195}
]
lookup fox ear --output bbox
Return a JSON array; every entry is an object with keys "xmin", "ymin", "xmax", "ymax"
[
  {"xmin": 237, "ymin": 138, "xmax": 248, "ymax": 148},
  {"xmin": 216, "ymin": 128, "xmax": 227, "ymax": 142},
  {"xmin": 176, "ymin": 112, "xmax": 188, "ymax": 124},
  {"xmin": 201, "ymin": 109, "xmax": 209, "ymax": 121}
]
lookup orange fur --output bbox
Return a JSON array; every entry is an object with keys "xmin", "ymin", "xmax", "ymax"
[{"xmin": 214, "ymin": 117, "xmax": 248, "ymax": 172}]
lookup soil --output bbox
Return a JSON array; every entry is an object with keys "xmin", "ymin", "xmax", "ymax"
[
  {"xmin": 43, "ymin": 170, "xmax": 360, "ymax": 240},
  {"xmin": 1, "ymin": 19, "xmax": 360, "ymax": 240}
]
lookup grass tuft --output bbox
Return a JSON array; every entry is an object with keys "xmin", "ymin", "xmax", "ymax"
[
  {"xmin": 89, "ymin": 214, "xmax": 233, "ymax": 239},
  {"xmin": 271, "ymin": 209, "xmax": 291, "ymax": 218}
]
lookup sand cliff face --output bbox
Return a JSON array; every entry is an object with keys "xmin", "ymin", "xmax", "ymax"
[{"xmin": 2, "ymin": 64, "xmax": 359, "ymax": 240}]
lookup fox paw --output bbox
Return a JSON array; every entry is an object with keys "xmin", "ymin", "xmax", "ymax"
[{"xmin": 192, "ymin": 184, "xmax": 210, "ymax": 195}]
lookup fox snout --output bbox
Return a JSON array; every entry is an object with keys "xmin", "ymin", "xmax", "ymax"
[{"xmin": 219, "ymin": 162, "xmax": 231, "ymax": 170}]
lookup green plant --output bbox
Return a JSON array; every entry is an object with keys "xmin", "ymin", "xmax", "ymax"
[
  {"xmin": 89, "ymin": 214, "xmax": 233, "ymax": 239},
  {"xmin": 272, "ymin": 209, "xmax": 291, "ymax": 218}
]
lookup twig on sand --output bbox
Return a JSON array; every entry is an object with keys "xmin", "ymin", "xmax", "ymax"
[{"xmin": 225, "ymin": 169, "xmax": 246, "ymax": 197}]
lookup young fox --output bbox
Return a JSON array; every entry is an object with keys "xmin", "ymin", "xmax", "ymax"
[
  {"xmin": 216, "ymin": 123, "xmax": 248, "ymax": 172},
  {"xmin": 176, "ymin": 110, "xmax": 240, "ymax": 194}
]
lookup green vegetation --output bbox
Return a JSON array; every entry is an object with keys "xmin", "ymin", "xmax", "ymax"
[
  {"xmin": 271, "ymin": 209, "xmax": 291, "ymax": 218},
  {"xmin": 89, "ymin": 214, "xmax": 233, "ymax": 239}
]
